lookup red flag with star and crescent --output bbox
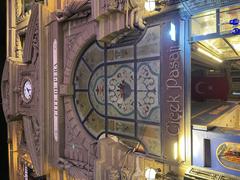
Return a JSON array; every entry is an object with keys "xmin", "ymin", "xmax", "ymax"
[{"xmin": 192, "ymin": 76, "xmax": 229, "ymax": 101}]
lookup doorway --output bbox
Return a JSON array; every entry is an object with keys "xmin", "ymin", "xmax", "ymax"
[{"xmin": 190, "ymin": 5, "xmax": 240, "ymax": 177}]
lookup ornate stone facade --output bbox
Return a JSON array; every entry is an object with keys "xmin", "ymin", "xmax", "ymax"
[
  {"xmin": 3, "ymin": 0, "xmax": 186, "ymax": 179},
  {"xmin": 6, "ymin": 0, "xmax": 240, "ymax": 180}
]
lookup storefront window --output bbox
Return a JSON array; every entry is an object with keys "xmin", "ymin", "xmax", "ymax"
[
  {"xmin": 220, "ymin": 5, "xmax": 240, "ymax": 33},
  {"xmin": 191, "ymin": 5, "xmax": 240, "ymax": 37},
  {"xmin": 191, "ymin": 10, "xmax": 217, "ymax": 36},
  {"xmin": 74, "ymin": 26, "xmax": 161, "ymax": 157}
]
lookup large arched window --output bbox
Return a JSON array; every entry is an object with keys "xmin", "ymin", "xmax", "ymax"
[{"xmin": 74, "ymin": 25, "xmax": 162, "ymax": 157}]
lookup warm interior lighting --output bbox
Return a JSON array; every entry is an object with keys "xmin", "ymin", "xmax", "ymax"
[
  {"xmin": 206, "ymin": 41, "xmax": 223, "ymax": 54},
  {"xmin": 174, "ymin": 142, "xmax": 178, "ymax": 160},
  {"xmin": 179, "ymin": 136, "xmax": 185, "ymax": 161},
  {"xmin": 232, "ymin": 43, "xmax": 240, "ymax": 51},
  {"xmin": 145, "ymin": 0, "xmax": 155, "ymax": 11},
  {"xmin": 145, "ymin": 168, "xmax": 156, "ymax": 180},
  {"xmin": 197, "ymin": 47, "xmax": 223, "ymax": 63}
]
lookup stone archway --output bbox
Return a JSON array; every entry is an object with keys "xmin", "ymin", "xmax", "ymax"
[{"xmin": 49, "ymin": 1, "xmax": 186, "ymax": 179}]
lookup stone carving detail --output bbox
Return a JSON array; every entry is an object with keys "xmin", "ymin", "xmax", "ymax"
[
  {"xmin": 16, "ymin": 34, "xmax": 23, "ymax": 58},
  {"xmin": 58, "ymin": 157, "xmax": 94, "ymax": 172},
  {"xmin": 93, "ymin": 0, "xmax": 146, "ymax": 42},
  {"xmin": 23, "ymin": 116, "xmax": 41, "ymax": 175},
  {"xmin": 31, "ymin": 117, "xmax": 40, "ymax": 154},
  {"xmin": 64, "ymin": 123, "xmax": 97, "ymax": 172},
  {"xmin": 32, "ymin": 20, "xmax": 39, "ymax": 64},
  {"xmin": 55, "ymin": 0, "xmax": 91, "ymax": 22},
  {"xmin": 1, "ymin": 62, "xmax": 10, "ymax": 121},
  {"xmin": 16, "ymin": 0, "xmax": 32, "ymax": 23},
  {"xmin": 105, "ymin": 0, "xmax": 126, "ymax": 11},
  {"xmin": 127, "ymin": 0, "xmax": 146, "ymax": 29},
  {"xmin": 100, "ymin": 0, "xmax": 146, "ymax": 29},
  {"xmin": 23, "ymin": 3, "xmax": 39, "ymax": 63},
  {"xmin": 16, "ymin": 0, "xmax": 23, "ymax": 18},
  {"xmin": 20, "ymin": 3, "xmax": 43, "ymax": 175},
  {"xmin": 66, "ymin": 33, "xmax": 79, "ymax": 55}
]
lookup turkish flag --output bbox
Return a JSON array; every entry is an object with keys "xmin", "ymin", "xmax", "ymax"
[{"xmin": 192, "ymin": 76, "xmax": 229, "ymax": 101}]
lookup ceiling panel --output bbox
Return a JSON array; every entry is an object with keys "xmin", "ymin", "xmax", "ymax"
[
  {"xmin": 199, "ymin": 38, "xmax": 238, "ymax": 60},
  {"xmin": 226, "ymin": 36, "xmax": 240, "ymax": 54}
]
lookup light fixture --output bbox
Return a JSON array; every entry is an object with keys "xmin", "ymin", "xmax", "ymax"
[
  {"xmin": 145, "ymin": 0, "xmax": 156, "ymax": 11},
  {"xmin": 206, "ymin": 41, "xmax": 222, "ymax": 54},
  {"xmin": 232, "ymin": 43, "xmax": 240, "ymax": 51},
  {"xmin": 174, "ymin": 142, "xmax": 178, "ymax": 160},
  {"xmin": 145, "ymin": 168, "xmax": 156, "ymax": 180},
  {"xmin": 169, "ymin": 22, "xmax": 176, "ymax": 41},
  {"xmin": 197, "ymin": 47, "xmax": 223, "ymax": 63}
]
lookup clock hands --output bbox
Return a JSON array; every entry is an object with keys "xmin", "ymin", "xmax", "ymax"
[{"xmin": 26, "ymin": 87, "xmax": 31, "ymax": 94}]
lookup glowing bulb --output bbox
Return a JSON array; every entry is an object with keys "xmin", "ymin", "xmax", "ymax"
[
  {"xmin": 145, "ymin": 0, "xmax": 155, "ymax": 11},
  {"xmin": 145, "ymin": 168, "xmax": 156, "ymax": 180}
]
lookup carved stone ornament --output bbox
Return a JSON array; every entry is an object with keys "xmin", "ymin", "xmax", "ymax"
[
  {"xmin": 126, "ymin": 0, "xmax": 146, "ymax": 29},
  {"xmin": 23, "ymin": 3, "xmax": 39, "ymax": 64},
  {"xmin": 23, "ymin": 116, "xmax": 41, "ymax": 175},
  {"xmin": 55, "ymin": 0, "xmax": 91, "ymax": 22},
  {"xmin": 16, "ymin": 34, "xmax": 23, "ymax": 58},
  {"xmin": 1, "ymin": 62, "xmax": 10, "ymax": 121},
  {"xmin": 16, "ymin": 0, "xmax": 23, "ymax": 18},
  {"xmin": 92, "ymin": 0, "xmax": 146, "ymax": 42},
  {"xmin": 20, "ymin": 3, "xmax": 43, "ymax": 176},
  {"xmin": 97, "ymin": 0, "xmax": 146, "ymax": 29}
]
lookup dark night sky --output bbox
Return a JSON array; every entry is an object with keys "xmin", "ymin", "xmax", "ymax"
[{"xmin": 0, "ymin": 0, "xmax": 9, "ymax": 179}]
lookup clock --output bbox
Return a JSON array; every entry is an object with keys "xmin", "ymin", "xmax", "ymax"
[{"xmin": 21, "ymin": 78, "xmax": 33, "ymax": 103}]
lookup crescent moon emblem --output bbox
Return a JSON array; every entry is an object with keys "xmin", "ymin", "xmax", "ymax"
[{"xmin": 195, "ymin": 82, "xmax": 206, "ymax": 95}]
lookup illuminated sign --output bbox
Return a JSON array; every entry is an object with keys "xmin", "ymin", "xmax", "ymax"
[
  {"xmin": 162, "ymin": 17, "xmax": 184, "ymax": 162},
  {"xmin": 53, "ymin": 39, "xmax": 59, "ymax": 142}
]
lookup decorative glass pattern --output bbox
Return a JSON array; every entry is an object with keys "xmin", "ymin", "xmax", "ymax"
[
  {"xmin": 137, "ymin": 61, "xmax": 160, "ymax": 122},
  {"xmin": 109, "ymin": 119, "xmax": 135, "ymax": 136},
  {"xmin": 74, "ymin": 26, "xmax": 162, "ymax": 157},
  {"xmin": 137, "ymin": 25, "xmax": 161, "ymax": 59},
  {"xmin": 138, "ymin": 123, "xmax": 161, "ymax": 156},
  {"xmin": 107, "ymin": 63, "xmax": 135, "ymax": 118},
  {"xmin": 107, "ymin": 45, "xmax": 134, "ymax": 61}
]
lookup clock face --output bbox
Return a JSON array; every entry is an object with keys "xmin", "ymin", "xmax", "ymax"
[{"xmin": 22, "ymin": 79, "xmax": 33, "ymax": 102}]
